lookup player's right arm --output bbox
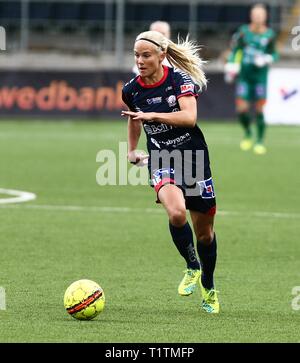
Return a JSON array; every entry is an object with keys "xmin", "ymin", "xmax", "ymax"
[
  {"xmin": 227, "ymin": 26, "xmax": 244, "ymax": 63},
  {"xmin": 224, "ymin": 26, "xmax": 244, "ymax": 83},
  {"xmin": 122, "ymin": 87, "xmax": 149, "ymax": 166},
  {"xmin": 127, "ymin": 116, "xmax": 149, "ymax": 166},
  {"xmin": 128, "ymin": 116, "xmax": 141, "ymax": 154}
]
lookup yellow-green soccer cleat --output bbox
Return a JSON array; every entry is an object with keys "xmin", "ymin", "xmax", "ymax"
[
  {"xmin": 199, "ymin": 277, "xmax": 220, "ymax": 314},
  {"xmin": 253, "ymin": 143, "xmax": 267, "ymax": 155},
  {"xmin": 240, "ymin": 138, "xmax": 253, "ymax": 151},
  {"xmin": 178, "ymin": 269, "xmax": 201, "ymax": 296}
]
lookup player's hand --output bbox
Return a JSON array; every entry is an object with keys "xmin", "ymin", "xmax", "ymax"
[
  {"xmin": 127, "ymin": 150, "xmax": 149, "ymax": 167},
  {"xmin": 254, "ymin": 54, "xmax": 273, "ymax": 68},
  {"xmin": 224, "ymin": 62, "xmax": 240, "ymax": 84},
  {"xmin": 121, "ymin": 110, "xmax": 155, "ymax": 122}
]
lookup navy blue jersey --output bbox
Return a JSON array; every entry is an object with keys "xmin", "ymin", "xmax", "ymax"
[
  {"xmin": 122, "ymin": 66, "xmax": 209, "ymax": 153},
  {"xmin": 123, "ymin": 66, "xmax": 216, "ymax": 211}
]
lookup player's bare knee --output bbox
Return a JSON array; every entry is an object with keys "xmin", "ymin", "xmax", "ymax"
[
  {"xmin": 237, "ymin": 105, "xmax": 249, "ymax": 113},
  {"xmin": 255, "ymin": 104, "xmax": 264, "ymax": 113},
  {"xmin": 236, "ymin": 101, "xmax": 249, "ymax": 113},
  {"xmin": 169, "ymin": 208, "xmax": 186, "ymax": 227}
]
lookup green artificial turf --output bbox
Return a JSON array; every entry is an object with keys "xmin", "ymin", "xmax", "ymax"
[{"xmin": 0, "ymin": 119, "xmax": 299, "ymax": 342}]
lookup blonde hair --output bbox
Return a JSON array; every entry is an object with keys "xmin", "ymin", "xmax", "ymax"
[{"xmin": 135, "ymin": 31, "xmax": 207, "ymax": 90}]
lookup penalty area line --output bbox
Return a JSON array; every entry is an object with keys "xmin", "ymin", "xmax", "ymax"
[{"xmin": 0, "ymin": 203, "xmax": 300, "ymax": 219}]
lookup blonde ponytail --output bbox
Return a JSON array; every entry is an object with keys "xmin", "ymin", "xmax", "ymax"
[{"xmin": 166, "ymin": 36, "xmax": 207, "ymax": 90}]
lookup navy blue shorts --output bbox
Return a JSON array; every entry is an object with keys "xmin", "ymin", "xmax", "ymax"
[{"xmin": 150, "ymin": 167, "xmax": 216, "ymax": 215}]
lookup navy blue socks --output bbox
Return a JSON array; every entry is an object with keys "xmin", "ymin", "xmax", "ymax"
[
  {"xmin": 169, "ymin": 222, "xmax": 200, "ymax": 270},
  {"xmin": 197, "ymin": 234, "xmax": 217, "ymax": 289}
]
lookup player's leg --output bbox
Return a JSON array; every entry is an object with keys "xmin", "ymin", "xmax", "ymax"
[
  {"xmin": 158, "ymin": 184, "xmax": 201, "ymax": 296},
  {"xmin": 253, "ymin": 82, "xmax": 267, "ymax": 154},
  {"xmin": 236, "ymin": 80, "xmax": 253, "ymax": 150},
  {"xmin": 190, "ymin": 211, "xmax": 216, "ymax": 290},
  {"xmin": 189, "ymin": 210, "xmax": 219, "ymax": 313}
]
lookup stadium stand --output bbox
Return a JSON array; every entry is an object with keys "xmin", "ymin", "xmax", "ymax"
[{"xmin": 0, "ymin": 0, "xmax": 298, "ymax": 68}]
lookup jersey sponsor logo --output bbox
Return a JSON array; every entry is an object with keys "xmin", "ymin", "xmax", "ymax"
[
  {"xmin": 165, "ymin": 86, "xmax": 173, "ymax": 92},
  {"xmin": 260, "ymin": 38, "xmax": 268, "ymax": 46},
  {"xmin": 160, "ymin": 132, "xmax": 191, "ymax": 147},
  {"xmin": 197, "ymin": 177, "xmax": 215, "ymax": 199},
  {"xmin": 180, "ymin": 84, "xmax": 194, "ymax": 93},
  {"xmin": 146, "ymin": 97, "xmax": 162, "ymax": 105},
  {"xmin": 166, "ymin": 95, "xmax": 177, "ymax": 107},
  {"xmin": 152, "ymin": 168, "xmax": 175, "ymax": 186},
  {"xmin": 150, "ymin": 137, "xmax": 161, "ymax": 149},
  {"xmin": 144, "ymin": 123, "xmax": 172, "ymax": 135}
]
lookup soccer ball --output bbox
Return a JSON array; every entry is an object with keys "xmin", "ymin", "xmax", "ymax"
[{"xmin": 64, "ymin": 279, "xmax": 105, "ymax": 320}]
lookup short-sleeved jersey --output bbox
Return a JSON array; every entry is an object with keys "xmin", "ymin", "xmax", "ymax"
[{"xmin": 122, "ymin": 66, "xmax": 209, "ymax": 154}]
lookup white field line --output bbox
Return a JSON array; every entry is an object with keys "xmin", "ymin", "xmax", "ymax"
[
  {"xmin": 0, "ymin": 203, "xmax": 299, "ymax": 219},
  {"xmin": 0, "ymin": 188, "xmax": 36, "ymax": 204}
]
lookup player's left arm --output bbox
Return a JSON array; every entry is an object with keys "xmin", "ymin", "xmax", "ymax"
[
  {"xmin": 121, "ymin": 95, "xmax": 197, "ymax": 128},
  {"xmin": 254, "ymin": 31, "xmax": 280, "ymax": 67},
  {"xmin": 266, "ymin": 31, "xmax": 279, "ymax": 63}
]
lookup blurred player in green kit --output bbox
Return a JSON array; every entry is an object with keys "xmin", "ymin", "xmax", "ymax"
[{"xmin": 224, "ymin": 3, "xmax": 279, "ymax": 155}]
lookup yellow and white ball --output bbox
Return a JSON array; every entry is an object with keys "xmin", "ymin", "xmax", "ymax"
[{"xmin": 64, "ymin": 279, "xmax": 105, "ymax": 320}]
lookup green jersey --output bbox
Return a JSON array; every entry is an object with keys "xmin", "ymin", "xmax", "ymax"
[{"xmin": 228, "ymin": 24, "xmax": 279, "ymax": 81}]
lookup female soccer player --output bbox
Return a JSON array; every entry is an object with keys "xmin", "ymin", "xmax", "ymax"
[
  {"xmin": 121, "ymin": 30, "xmax": 219, "ymax": 313},
  {"xmin": 224, "ymin": 3, "xmax": 279, "ymax": 155}
]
